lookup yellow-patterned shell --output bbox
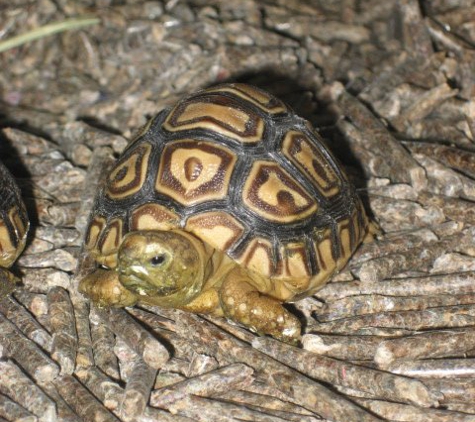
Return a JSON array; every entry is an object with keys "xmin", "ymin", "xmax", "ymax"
[
  {"xmin": 85, "ymin": 83, "xmax": 368, "ymax": 296},
  {"xmin": 0, "ymin": 161, "xmax": 29, "ymax": 269}
]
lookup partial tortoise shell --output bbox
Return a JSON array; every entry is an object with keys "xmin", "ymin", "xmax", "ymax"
[
  {"xmin": 85, "ymin": 83, "xmax": 368, "ymax": 294},
  {"xmin": 0, "ymin": 161, "xmax": 29, "ymax": 269}
]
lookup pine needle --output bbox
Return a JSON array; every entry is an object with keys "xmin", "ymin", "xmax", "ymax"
[{"xmin": 0, "ymin": 17, "xmax": 100, "ymax": 53}]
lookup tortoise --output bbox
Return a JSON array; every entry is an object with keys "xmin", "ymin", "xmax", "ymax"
[
  {"xmin": 0, "ymin": 161, "xmax": 29, "ymax": 297},
  {"xmin": 79, "ymin": 83, "xmax": 370, "ymax": 343}
]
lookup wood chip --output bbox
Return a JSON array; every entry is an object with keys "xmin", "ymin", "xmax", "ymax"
[
  {"xmin": 93, "ymin": 307, "xmax": 170, "ymax": 370},
  {"xmin": 0, "ymin": 392, "xmax": 37, "ymax": 422},
  {"xmin": 175, "ymin": 312, "xmax": 384, "ymax": 422},
  {"xmin": 75, "ymin": 366, "xmax": 124, "ymax": 411},
  {"xmin": 357, "ymin": 397, "xmax": 475, "ymax": 422},
  {"xmin": 47, "ymin": 286, "xmax": 78, "ymax": 374},
  {"xmin": 336, "ymin": 88, "xmax": 427, "ymax": 190},
  {"xmin": 375, "ymin": 329, "xmax": 475, "ymax": 367},
  {"xmin": 54, "ymin": 374, "xmax": 120, "ymax": 422},
  {"xmin": 0, "ymin": 314, "xmax": 59, "ymax": 383},
  {"xmin": 0, "ymin": 360, "xmax": 56, "ymax": 422},
  {"xmin": 151, "ymin": 363, "xmax": 254, "ymax": 408},
  {"xmin": 0, "ymin": 296, "xmax": 52, "ymax": 351},
  {"xmin": 302, "ymin": 333, "xmax": 383, "ymax": 361},
  {"xmin": 386, "ymin": 358, "xmax": 475, "ymax": 379},
  {"xmin": 252, "ymin": 337, "xmax": 437, "ymax": 407},
  {"xmin": 120, "ymin": 358, "xmax": 157, "ymax": 421}
]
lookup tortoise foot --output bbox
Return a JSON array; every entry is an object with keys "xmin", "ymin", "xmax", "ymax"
[
  {"xmin": 220, "ymin": 268, "xmax": 301, "ymax": 344},
  {"xmin": 79, "ymin": 268, "xmax": 138, "ymax": 308}
]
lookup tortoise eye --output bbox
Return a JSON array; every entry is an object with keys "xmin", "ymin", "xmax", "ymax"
[{"xmin": 150, "ymin": 254, "xmax": 167, "ymax": 266}]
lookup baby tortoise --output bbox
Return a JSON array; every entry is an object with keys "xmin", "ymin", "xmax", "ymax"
[
  {"xmin": 0, "ymin": 161, "xmax": 29, "ymax": 297},
  {"xmin": 79, "ymin": 83, "xmax": 370, "ymax": 343}
]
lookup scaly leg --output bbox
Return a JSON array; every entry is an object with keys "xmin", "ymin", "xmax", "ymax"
[
  {"xmin": 79, "ymin": 269, "xmax": 138, "ymax": 308},
  {"xmin": 219, "ymin": 267, "xmax": 301, "ymax": 344},
  {"xmin": 181, "ymin": 288, "xmax": 222, "ymax": 315}
]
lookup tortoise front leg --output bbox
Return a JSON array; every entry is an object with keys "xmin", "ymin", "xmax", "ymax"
[
  {"xmin": 219, "ymin": 267, "xmax": 301, "ymax": 344},
  {"xmin": 79, "ymin": 269, "xmax": 138, "ymax": 308},
  {"xmin": 181, "ymin": 288, "xmax": 222, "ymax": 315}
]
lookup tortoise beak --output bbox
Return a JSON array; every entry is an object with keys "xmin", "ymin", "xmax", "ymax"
[{"xmin": 118, "ymin": 266, "xmax": 178, "ymax": 297}]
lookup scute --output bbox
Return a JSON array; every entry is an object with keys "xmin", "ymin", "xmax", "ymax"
[
  {"xmin": 106, "ymin": 143, "xmax": 151, "ymax": 199},
  {"xmin": 242, "ymin": 161, "xmax": 318, "ymax": 223},
  {"xmin": 235, "ymin": 237, "xmax": 275, "ymax": 279},
  {"xmin": 0, "ymin": 218, "xmax": 17, "ymax": 267},
  {"xmin": 281, "ymin": 130, "xmax": 341, "ymax": 198},
  {"xmin": 99, "ymin": 218, "xmax": 123, "ymax": 260},
  {"xmin": 130, "ymin": 203, "xmax": 180, "ymax": 231},
  {"xmin": 155, "ymin": 139, "xmax": 237, "ymax": 205},
  {"xmin": 163, "ymin": 91, "xmax": 266, "ymax": 144},
  {"xmin": 86, "ymin": 216, "xmax": 124, "ymax": 267},
  {"xmin": 312, "ymin": 228, "xmax": 337, "ymax": 278},
  {"xmin": 85, "ymin": 215, "xmax": 107, "ymax": 252},
  {"xmin": 185, "ymin": 211, "xmax": 244, "ymax": 252},
  {"xmin": 0, "ymin": 162, "xmax": 29, "ymax": 269},
  {"xmin": 278, "ymin": 242, "xmax": 312, "ymax": 280},
  {"xmin": 205, "ymin": 83, "xmax": 288, "ymax": 114}
]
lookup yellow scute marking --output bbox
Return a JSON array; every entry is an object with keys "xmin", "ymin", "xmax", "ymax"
[
  {"xmin": 130, "ymin": 204, "xmax": 179, "ymax": 231},
  {"xmin": 282, "ymin": 131, "xmax": 341, "ymax": 197},
  {"xmin": 205, "ymin": 84, "xmax": 287, "ymax": 114},
  {"xmin": 100, "ymin": 220, "xmax": 123, "ymax": 256},
  {"xmin": 317, "ymin": 237, "xmax": 336, "ymax": 272},
  {"xmin": 170, "ymin": 148, "xmax": 222, "ymax": 194},
  {"xmin": 336, "ymin": 223, "xmax": 352, "ymax": 270},
  {"xmin": 86, "ymin": 216, "xmax": 106, "ymax": 250},
  {"xmin": 351, "ymin": 211, "xmax": 361, "ymax": 244},
  {"xmin": 287, "ymin": 250, "xmax": 309, "ymax": 279},
  {"xmin": 156, "ymin": 140, "xmax": 237, "ymax": 205},
  {"xmin": 185, "ymin": 212, "xmax": 244, "ymax": 252},
  {"xmin": 165, "ymin": 100, "xmax": 264, "ymax": 143},
  {"xmin": 87, "ymin": 225, "xmax": 101, "ymax": 249},
  {"xmin": 178, "ymin": 102, "xmax": 250, "ymax": 133},
  {"xmin": 257, "ymin": 171, "xmax": 310, "ymax": 208},
  {"xmin": 196, "ymin": 225, "xmax": 236, "ymax": 251},
  {"xmin": 247, "ymin": 245, "xmax": 272, "ymax": 276},
  {"xmin": 110, "ymin": 156, "xmax": 138, "ymax": 188},
  {"xmin": 136, "ymin": 214, "xmax": 161, "ymax": 230},
  {"xmin": 237, "ymin": 238, "xmax": 274, "ymax": 278},
  {"xmin": 106, "ymin": 144, "xmax": 151, "ymax": 199},
  {"xmin": 234, "ymin": 84, "xmax": 272, "ymax": 104},
  {"xmin": 340, "ymin": 226, "xmax": 351, "ymax": 257},
  {"xmin": 296, "ymin": 141, "xmax": 337, "ymax": 189},
  {"xmin": 9, "ymin": 208, "xmax": 26, "ymax": 240},
  {"xmin": 0, "ymin": 219, "xmax": 15, "ymax": 266},
  {"xmin": 243, "ymin": 162, "xmax": 317, "ymax": 223}
]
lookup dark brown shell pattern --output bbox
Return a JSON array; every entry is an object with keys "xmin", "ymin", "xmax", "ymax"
[
  {"xmin": 85, "ymin": 84, "xmax": 367, "ymax": 281},
  {"xmin": 0, "ymin": 161, "xmax": 29, "ymax": 268}
]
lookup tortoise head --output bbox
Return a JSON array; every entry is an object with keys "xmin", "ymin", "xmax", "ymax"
[{"xmin": 117, "ymin": 230, "xmax": 207, "ymax": 307}]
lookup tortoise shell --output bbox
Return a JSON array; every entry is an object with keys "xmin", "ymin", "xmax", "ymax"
[
  {"xmin": 0, "ymin": 161, "xmax": 29, "ymax": 285},
  {"xmin": 85, "ymin": 83, "xmax": 367, "ymax": 297}
]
